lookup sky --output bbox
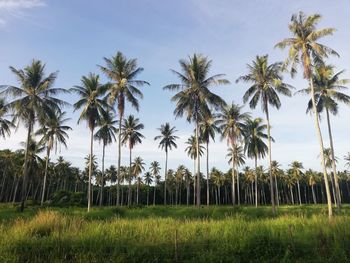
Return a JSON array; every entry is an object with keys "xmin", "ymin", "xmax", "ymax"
[{"xmin": 0, "ymin": 0, "xmax": 350, "ymax": 175}]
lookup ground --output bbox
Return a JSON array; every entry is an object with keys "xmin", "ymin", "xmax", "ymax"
[{"xmin": 0, "ymin": 204, "xmax": 349, "ymax": 262}]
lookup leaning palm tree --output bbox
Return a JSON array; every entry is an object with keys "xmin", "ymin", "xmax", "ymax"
[
  {"xmin": 217, "ymin": 103, "xmax": 250, "ymax": 205},
  {"xmin": 226, "ymin": 145, "xmax": 246, "ymax": 205},
  {"xmin": 0, "ymin": 99, "xmax": 13, "ymax": 140},
  {"xmin": 164, "ymin": 54, "xmax": 229, "ymax": 206},
  {"xmin": 199, "ymin": 116, "xmax": 220, "ymax": 206},
  {"xmin": 121, "ymin": 115, "xmax": 144, "ymax": 206},
  {"xmin": 36, "ymin": 110, "xmax": 71, "ymax": 205},
  {"xmin": 94, "ymin": 110, "xmax": 118, "ymax": 206},
  {"xmin": 289, "ymin": 161, "xmax": 304, "ymax": 205},
  {"xmin": 98, "ymin": 52, "xmax": 149, "ymax": 206},
  {"xmin": 1, "ymin": 60, "xmax": 67, "ymax": 212},
  {"xmin": 150, "ymin": 161, "xmax": 161, "ymax": 205},
  {"xmin": 298, "ymin": 64, "xmax": 350, "ymax": 208},
  {"xmin": 237, "ymin": 55, "xmax": 293, "ymax": 214},
  {"xmin": 275, "ymin": 11, "xmax": 338, "ymax": 218},
  {"xmin": 154, "ymin": 123, "xmax": 178, "ymax": 205},
  {"xmin": 243, "ymin": 118, "xmax": 269, "ymax": 207},
  {"xmin": 71, "ymin": 73, "xmax": 109, "ymax": 212},
  {"xmin": 144, "ymin": 171, "xmax": 153, "ymax": 206},
  {"xmin": 132, "ymin": 156, "xmax": 145, "ymax": 205}
]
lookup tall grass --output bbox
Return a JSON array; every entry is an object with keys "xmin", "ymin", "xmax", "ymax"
[{"xmin": 0, "ymin": 205, "xmax": 349, "ymax": 262}]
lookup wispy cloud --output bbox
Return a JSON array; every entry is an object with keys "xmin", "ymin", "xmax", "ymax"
[{"xmin": 0, "ymin": 0, "xmax": 45, "ymax": 26}]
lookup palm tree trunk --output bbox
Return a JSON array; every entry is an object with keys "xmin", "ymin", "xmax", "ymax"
[
  {"xmin": 100, "ymin": 143, "xmax": 106, "ymax": 206},
  {"xmin": 117, "ymin": 114, "xmax": 122, "ymax": 206},
  {"xmin": 128, "ymin": 146, "xmax": 132, "ymax": 206},
  {"xmin": 274, "ymin": 173, "xmax": 279, "ymax": 206},
  {"xmin": 153, "ymin": 183, "xmax": 156, "ymax": 205},
  {"xmin": 41, "ymin": 147, "xmax": 50, "ymax": 206},
  {"xmin": 255, "ymin": 156, "xmax": 258, "ymax": 207},
  {"xmin": 265, "ymin": 107, "xmax": 276, "ymax": 214},
  {"xmin": 237, "ymin": 162, "xmax": 240, "ymax": 205},
  {"xmin": 87, "ymin": 128, "xmax": 94, "ymax": 212},
  {"xmin": 231, "ymin": 145, "xmax": 236, "ymax": 206},
  {"xmin": 195, "ymin": 121, "xmax": 201, "ymax": 206},
  {"xmin": 147, "ymin": 183, "xmax": 149, "ymax": 206},
  {"xmin": 312, "ymin": 184, "xmax": 317, "ymax": 204},
  {"xmin": 206, "ymin": 141, "xmax": 210, "ymax": 206},
  {"xmin": 193, "ymin": 160, "xmax": 196, "ymax": 205},
  {"xmin": 309, "ymin": 78, "xmax": 333, "ymax": 218},
  {"xmin": 136, "ymin": 177, "xmax": 139, "ymax": 205},
  {"xmin": 20, "ymin": 121, "xmax": 33, "ymax": 212},
  {"xmin": 164, "ymin": 149, "xmax": 168, "ymax": 205},
  {"xmin": 297, "ymin": 180, "xmax": 302, "ymax": 205},
  {"xmin": 326, "ymin": 108, "xmax": 341, "ymax": 209}
]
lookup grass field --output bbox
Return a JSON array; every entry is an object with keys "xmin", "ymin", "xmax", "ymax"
[{"xmin": 0, "ymin": 204, "xmax": 350, "ymax": 262}]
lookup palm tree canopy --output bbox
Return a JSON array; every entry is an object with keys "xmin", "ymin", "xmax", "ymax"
[
  {"xmin": 132, "ymin": 156, "xmax": 145, "ymax": 176},
  {"xmin": 144, "ymin": 171, "xmax": 153, "ymax": 185},
  {"xmin": 154, "ymin": 122, "xmax": 178, "ymax": 152},
  {"xmin": 150, "ymin": 161, "xmax": 161, "ymax": 176},
  {"xmin": 289, "ymin": 161, "xmax": 304, "ymax": 180},
  {"xmin": 121, "ymin": 115, "xmax": 144, "ymax": 149},
  {"xmin": 98, "ymin": 51, "xmax": 149, "ymax": 114},
  {"xmin": 0, "ymin": 98, "xmax": 14, "ymax": 138},
  {"xmin": 199, "ymin": 116, "xmax": 220, "ymax": 143},
  {"xmin": 226, "ymin": 145, "xmax": 246, "ymax": 167},
  {"xmin": 164, "ymin": 54, "xmax": 229, "ymax": 122},
  {"xmin": 94, "ymin": 110, "xmax": 118, "ymax": 146},
  {"xmin": 275, "ymin": 11, "xmax": 338, "ymax": 79},
  {"xmin": 237, "ymin": 55, "xmax": 293, "ymax": 112},
  {"xmin": 185, "ymin": 135, "xmax": 205, "ymax": 159},
  {"xmin": 71, "ymin": 73, "xmax": 110, "ymax": 131}
]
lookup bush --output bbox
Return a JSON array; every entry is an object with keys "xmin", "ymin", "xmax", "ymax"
[{"xmin": 50, "ymin": 190, "xmax": 86, "ymax": 207}]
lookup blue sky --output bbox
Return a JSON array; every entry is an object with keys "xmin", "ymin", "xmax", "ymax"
[{"xmin": 1, "ymin": 0, "xmax": 350, "ymax": 175}]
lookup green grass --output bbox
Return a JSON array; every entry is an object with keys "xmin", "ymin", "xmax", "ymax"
[{"xmin": 0, "ymin": 204, "xmax": 350, "ymax": 262}]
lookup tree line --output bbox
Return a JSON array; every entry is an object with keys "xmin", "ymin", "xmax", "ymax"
[{"xmin": 0, "ymin": 12, "xmax": 350, "ymax": 218}]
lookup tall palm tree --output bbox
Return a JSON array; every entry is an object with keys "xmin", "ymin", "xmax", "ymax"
[
  {"xmin": 217, "ymin": 103, "xmax": 250, "ymax": 205},
  {"xmin": 0, "ymin": 99, "xmax": 13, "ymax": 140},
  {"xmin": 132, "ymin": 156, "xmax": 145, "ymax": 205},
  {"xmin": 154, "ymin": 123, "xmax": 178, "ymax": 205},
  {"xmin": 36, "ymin": 110, "xmax": 71, "ymax": 205},
  {"xmin": 99, "ymin": 52, "xmax": 149, "ymax": 206},
  {"xmin": 290, "ymin": 161, "xmax": 304, "ymax": 205},
  {"xmin": 237, "ymin": 55, "xmax": 292, "ymax": 214},
  {"xmin": 164, "ymin": 54, "xmax": 229, "ymax": 206},
  {"xmin": 71, "ymin": 73, "xmax": 109, "ymax": 212},
  {"xmin": 1, "ymin": 60, "xmax": 67, "ymax": 212},
  {"xmin": 150, "ymin": 161, "xmax": 161, "ymax": 205},
  {"xmin": 275, "ymin": 11, "xmax": 338, "ymax": 218},
  {"xmin": 226, "ymin": 145, "xmax": 246, "ymax": 205},
  {"xmin": 199, "ymin": 116, "xmax": 220, "ymax": 206},
  {"xmin": 94, "ymin": 111, "xmax": 118, "ymax": 206},
  {"xmin": 144, "ymin": 171, "xmax": 153, "ymax": 206},
  {"xmin": 121, "ymin": 115, "xmax": 144, "ymax": 206},
  {"xmin": 185, "ymin": 135, "xmax": 205, "ymax": 204},
  {"xmin": 298, "ymin": 64, "xmax": 350, "ymax": 208},
  {"xmin": 243, "ymin": 118, "xmax": 269, "ymax": 207}
]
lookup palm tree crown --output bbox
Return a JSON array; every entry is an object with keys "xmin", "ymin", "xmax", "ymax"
[
  {"xmin": 121, "ymin": 115, "xmax": 145, "ymax": 149},
  {"xmin": 154, "ymin": 123, "xmax": 178, "ymax": 152}
]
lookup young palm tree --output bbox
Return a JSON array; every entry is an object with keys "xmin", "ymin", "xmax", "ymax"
[
  {"xmin": 121, "ymin": 115, "xmax": 144, "ymax": 206},
  {"xmin": 289, "ymin": 161, "xmax": 304, "ymax": 205},
  {"xmin": 71, "ymin": 73, "xmax": 109, "ymax": 212},
  {"xmin": 1, "ymin": 60, "xmax": 67, "ymax": 212},
  {"xmin": 0, "ymin": 99, "xmax": 13, "ymax": 140},
  {"xmin": 164, "ymin": 54, "xmax": 229, "ymax": 206},
  {"xmin": 132, "ymin": 156, "xmax": 145, "ymax": 205},
  {"xmin": 98, "ymin": 52, "xmax": 149, "ymax": 206},
  {"xmin": 199, "ymin": 116, "xmax": 220, "ymax": 206},
  {"xmin": 217, "ymin": 103, "xmax": 250, "ymax": 205},
  {"xmin": 94, "ymin": 110, "xmax": 118, "ymax": 206},
  {"xmin": 36, "ymin": 110, "xmax": 71, "ymax": 205},
  {"xmin": 144, "ymin": 171, "xmax": 153, "ymax": 206},
  {"xmin": 243, "ymin": 118, "xmax": 269, "ymax": 207},
  {"xmin": 237, "ymin": 55, "xmax": 292, "ymax": 214},
  {"xmin": 298, "ymin": 64, "xmax": 350, "ymax": 208},
  {"xmin": 226, "ymin": 145, "xmax": 246, "ymax": 205},
  {"xmin": 150, "ymin": 161, "xmax": 161, "ymax": 205},
  {"xmin": 275, "ymin": 11, "xmax": 338, "ymax": 218},
  {"xmin": 154, "ymin": 123, "xmax": 178, "ymax": 205}
]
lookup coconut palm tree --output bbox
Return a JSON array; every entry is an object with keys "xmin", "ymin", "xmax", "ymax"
[
  {"xmin": 271, "ymin": 160, "xmax": 283, "ymax": 206},
  {"xmin": 305, "ymin": 169, "xmax": 318, "ymax": 204},
  {"xmin": 210, "ymin": 167, "xmax": 225, "ymax": 205},
  {"xmin": 154, "ymin": 123, "xmax": 178, "ymax": 205},
  {"xmin": 226, "ymin": 145, "xmax": 246, "ymax": 205},
  {"xmin": 1, "ymin": 60, "xmax": 67, "ymax": 212},
  {"xmin": 132, "ymin": 156, "xmax": 145, "ymax": 205},
  {"xmin": 164, "ymin": 54, "xmax": 229, "ymax": 206},
  {"xmin": 99, "ymin": 52, "xmax": 149, "ymax": 206},
  {"xmin": 275, "ymin": 11, "xmax": 338, "ymax": 218},
  {"xmin": 237, "ymin": 55, "xmax": 293, "ymax": 213},
  {"xmin": 71, "ymin": 73, "xmax": 109, "ymax": 212},
  {"xmin": 94, "ymin": 110, "xmax": 118, "ymax": 206},
  {"xmin": 217, "ymin": 103, "xmax": 250, "ymax": 205},
  {"xmin": 0, "ymin": 99, "xmax": 13, "ymax": 140},
  {"xmin": 243, "ymin": 118, "xmax": 269, "ymax": 207},
  {"xmin": 36, "ymin": 110, "xmax": 71, "ymax": 205},
  {"xmin": 289, "ymin": 161, "xmax": 304, "ymax": 205},
  {"xmin": 144, "ymin": 171, "xmax": 152, "ymax": 206},
  {"xmin": 121, "ymin": 115, "xmax": 144, "ymax": 206},
  {"xmin": 298, "ymin": 64, "xmax": 350, "ymax": 208},
  {"xmin": 199, "ymin": 116, "xmax": 220, "ymax": 206},
  {"xmin": 150, "ymin": 161, "xmax": 161, "ymax": 205}
]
